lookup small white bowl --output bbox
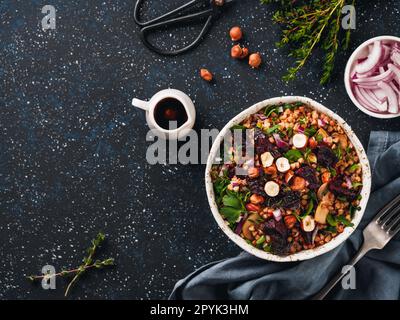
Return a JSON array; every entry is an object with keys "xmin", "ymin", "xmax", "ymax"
[
  {"xmin": 344, "ymin": 35, "xmax": 400, "ymax": 119},
  {"xmin": 205, "ymin": 96, "xmax": 371, "ymax": 262}
]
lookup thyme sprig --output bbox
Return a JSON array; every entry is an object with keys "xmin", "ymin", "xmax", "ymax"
[
  {"xmin": 27, "ymin": 232, "xmax": 115, "ymax": 297},
  {"xmin": 261, "ymin": 0, "xmax": 355, "ymax": 84}
]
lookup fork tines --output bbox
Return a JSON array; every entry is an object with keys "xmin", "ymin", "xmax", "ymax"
[{"xmin": 376, "ymin": 193, "xmax": 400, "ymax": 235}]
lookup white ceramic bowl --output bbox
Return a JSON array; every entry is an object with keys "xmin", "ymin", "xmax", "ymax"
[
  {"xmin": 205, "ymin": 96, "xmax": 371, "ymax": 262},
  {"xmin": 344, "ymin": 35, "xmax": 400, "ymax": 119}
]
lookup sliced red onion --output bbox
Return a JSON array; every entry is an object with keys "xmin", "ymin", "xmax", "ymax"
[
  {"xmin": 273, "ymin": 209, "xmax": 282, "ymax": 221},
  {"xmin": 353, "ymin": 85, "xmax": 379, "ymax": 112},
  {"xmin": 372, "ymin": 88, "xmax": 389, "ymax": 102},
  {"xmin": 297, "ymin": 126, "xmax": 305, "ymax": 134},
  {"xmin": 388, "ymin": 63, "xmax": 400, "ymax": 86},
  {"xmin": 392, "ymin": 42, "xmax": 400, "ymax": 53},
  {"xmin": 392, "ymin": 51, "xmax": 400, "ymax": 66},
  {"xmin": 311, "ymin": 225, "xmax": 319, "ymax": 244},
  {"xmin": 351, "ymin": 41, "xmax": 400, "ymax": 115},
  {"xmin": 352, "ymin": 68, "xmax": 394, "ymax": 84},
  {"xmin": 355, "ymin": 41, "xmax": 383, "ymax": 74},
  {"xmin": 378, "ymin": 81, "xmax": 399, "ymax": 114},
  {"xmin": 345, "ymin": 176, "xmax": 353, "ymax": 189},
  {"xmin": 355, "ymin": 68, "xmax": 379, "ymax": 78},
  {"xmin": 359, "ymin": 88, "xmax": 388, "ymax": 112},
  {"xmin": 255, "ymin": 113, "xmax": 267, "ymax": 120},
  {"xmin": 273, "ymin": 133, "xmax": 289, "ymax": 149},
  {"xmin": 379, "ymin": 44, "xmax": 392, "ymax": 66},
  {"xmin": 235, "ymin": 213, "xmax": 248, "ymax": 234},
  {"xmin": 317, "ymin": 118, "xmax": 326, "ymax": 127},
  {"xmin": 389, "ymin": 81, "xmax": 400, "ymax": 94}
]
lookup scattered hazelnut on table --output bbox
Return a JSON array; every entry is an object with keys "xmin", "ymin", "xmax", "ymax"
[
  {"xmin": 231, "ymin": 44, "xmax": 243, "ymax": 58},
  {"xmin": 229, "ymin": 26, "xmax": 243, "ymax": 41},
  {"xmin": 231, "ymin": 44, "xmax": 249, "ymax": 59},
  {"xmin": 200, "ymin": 68, "xmax": 213, "ymax": 82},
  {"xmin": 249, "ymin": 52, "xmax": 262, "ymax": 68},
  {"xmin": 240, "ymin": 47, "xmax": 249, "ymax": 59}
]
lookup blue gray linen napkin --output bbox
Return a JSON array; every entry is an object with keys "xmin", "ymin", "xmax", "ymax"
[{"xmin": 170, "ymin": 131, "xmax": 400, "ymax": 300}]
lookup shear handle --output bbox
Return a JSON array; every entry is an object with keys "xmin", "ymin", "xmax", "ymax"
[
  {"xmin": 134, "ymin": 0, "xmax": 208, "ymax": 27},
  {"xmin": 139, "ymin": 9, "xmax": 214, "ymax": 56}
]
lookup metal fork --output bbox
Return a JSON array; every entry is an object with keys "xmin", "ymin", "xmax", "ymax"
[{"xmin": 313, "ymin": 193, "xmax": 400, "ymax": 300}]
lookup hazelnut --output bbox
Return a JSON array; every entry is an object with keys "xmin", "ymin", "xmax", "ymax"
[
  {"xmin": 231, "ymin": 44, "xmax": 243, "ymax": 59},
  {"xmin": 247, "ymin": 167, "xmax": 259, "ymax": 179},
  {"xmin": 229, "ymin": 26, "xmax": 243, "ymax": 41},
  {"xmin": 250, "ymin": 194, "xmax": 265, "ymax": 205},
  {"xmin": 240, "ymin": 47, "xmax": 249, "ymax": 59},
  {"xmin": 200, "ymin": 68, "xmax": 213, "ymax": 82},
  {"xmin": 284, "ymin": 215, "xmax": 297, "ymax": 229},
  {"xmin": 249, "ymin": 52, "xmax": 262, "ymax": 68}
]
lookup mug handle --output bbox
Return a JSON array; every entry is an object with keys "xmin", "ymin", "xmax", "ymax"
[{"xmin": 132, "ymin": 98, "xmax": 150, "ymax": 111}]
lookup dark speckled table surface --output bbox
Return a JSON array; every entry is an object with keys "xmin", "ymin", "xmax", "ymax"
[{"xmin": 1, "ymin": 0, "xmax": 400, "ymax": 299}]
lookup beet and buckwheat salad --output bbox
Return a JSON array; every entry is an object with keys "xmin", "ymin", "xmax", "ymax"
[{"xmin": 211, "ymin": 102, "xmax": 363, "ymax": 256}]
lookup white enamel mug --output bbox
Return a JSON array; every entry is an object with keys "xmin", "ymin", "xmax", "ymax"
[{"xmin": 132, "ymin": 89, "xmax": 196, "ymax": 140}]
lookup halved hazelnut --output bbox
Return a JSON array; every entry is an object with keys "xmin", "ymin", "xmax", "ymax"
[
  {"xmin": 264, "ymin": 181, "xmax": 280, "ymax": 197},
  {"xmin": 292, "ymin": 133, "xmax": 308, "ymax": 149},
  {"xmin": 301, "ymin": 216, "xmax": 316, "ymax": 232},
  {"xmin": 260, "ymin": 151, "xmax": 274, "ymax": 168},
  {"xmin": 276, "ymin": 157, "xmax": 290, "ymax": 173}
]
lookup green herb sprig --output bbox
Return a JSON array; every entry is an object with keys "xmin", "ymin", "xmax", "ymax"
[
  {"xmin": 261, "ymin": 0, "xmax": 355, "ymax": 84},
  {"xmin": 27, "ymin": 232, "xmax": 115, "ymax": 297}
]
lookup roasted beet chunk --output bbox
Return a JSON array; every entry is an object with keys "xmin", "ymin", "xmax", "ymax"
[
  {"xmin": 328, "ymin": 175, "xmax": 359, "ymax": 201},
  {"xmin": 316, "ymin": 146, "xmax": 338, "ymax": 168},
  {"xmin": 263, "ymin": 218, "xmax": 289, "ymax": 255},
  {"xmin": 247, "ymin": 175, "xmax": 268, "ymax": 196},
  {"xmin": 296, "ymin": 165, "xmax": 319, "ymax": 189},
  {"xmin": 282, "ymin": 191, "xmax": 301, "ymax": 209},
  {"xmin": 254, "ymin": 129, "xmax": 272, "ymax": 155},
  {"xmin": 254, "ymin": 129, "xmax": 282, "ymax": 157},
  {"xmin": 264, "ymin": 218, "xmax": 288, "ymax": 238},
  {"xmin": 264, "ymin": 190, "xmax": 301, "ymax": 209},
  {"xmin": 271, "ymin": 236, "xmax": 290, "ymax": 256}
]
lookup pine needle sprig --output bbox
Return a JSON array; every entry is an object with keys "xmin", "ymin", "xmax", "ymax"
[
  {"xmin": 27, "ymin": 232, "xmax": 115, "ymax": 297},
  {"xmin": 261, "ymin": 0, "xmax": 355, "ymax": 84}
]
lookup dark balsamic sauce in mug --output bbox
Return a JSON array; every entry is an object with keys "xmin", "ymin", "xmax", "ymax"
[{"xmin": 154, "ymin": 98, "xmax": 188, "ymax": 130}]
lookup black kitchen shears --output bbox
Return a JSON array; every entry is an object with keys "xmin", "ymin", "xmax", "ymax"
[{"xmin": 134, "ymin": 0, "xmax": 235, "ymax": 56}]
